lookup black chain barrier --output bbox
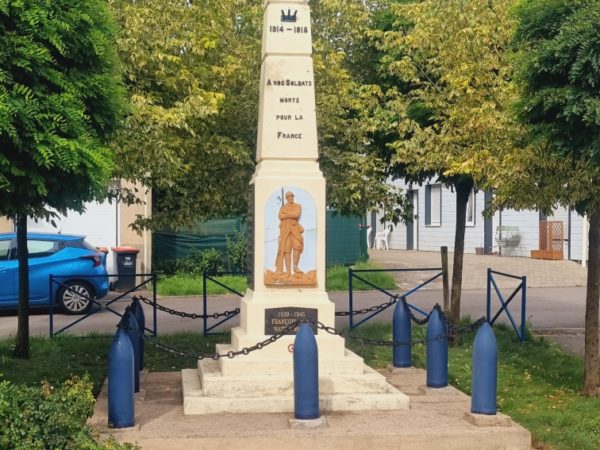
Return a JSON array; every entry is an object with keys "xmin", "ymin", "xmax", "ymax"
[
  {"xmin": 120, "ymin": 316, "xmax": 487, "ymax": 362},
  {"xmin": 134, "ymin": 295, "xmax": 240, "ymax": 320},
  {"xmin": 118, "ymin": 316, "xmax": 299, "ymax": 360},
  {"xmin": 134, "ymin": 294, "xmax": 400, "ymax": 321},
  {"xmin": 335, "ymin": 295, "xmax": 400, "ymax": 317},
  {"xmin": 127, "ymin": 296, "xmax": 486, "ymax": 360},
  {"xmin": 448, "ymin": 316, "xmax": 488, "ymax": 337}
]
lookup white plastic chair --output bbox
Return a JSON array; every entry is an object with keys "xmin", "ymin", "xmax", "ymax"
[{"xmin": 374, "ymin": 228, "xmax": 391, "ymax": 250}]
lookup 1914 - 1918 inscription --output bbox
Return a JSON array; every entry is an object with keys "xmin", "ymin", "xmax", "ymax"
[{"xmin": 265, "ymin": 307, "xmax": 317, "ymax": 335}]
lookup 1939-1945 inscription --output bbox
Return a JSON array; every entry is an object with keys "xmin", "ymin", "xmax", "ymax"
[{"xmin": 265, "ymin": 307, "xmax": 317, "ymax": 335}]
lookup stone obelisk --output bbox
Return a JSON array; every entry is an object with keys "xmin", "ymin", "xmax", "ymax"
[{"xmin": 182, "ymin": 0, "xmax": 409, "ymax": 414}]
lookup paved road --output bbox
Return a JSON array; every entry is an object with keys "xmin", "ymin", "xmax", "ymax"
[
  {"xmin": 0, "ymin": 286, "xmax": 589, "ymax": 355},
  {"xmin": 370, "ymin": 249, "xmax": 587, "ymax": 290}
]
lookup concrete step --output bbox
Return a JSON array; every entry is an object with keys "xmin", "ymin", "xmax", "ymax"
[
  {"xmin": 214, "ymin": 346, "xmax": 367, "ymax": 376},
  {"xmin": 197, "ymin": 360, "xmax": 393, "ymax": 397},
  {"xmin": 182, "ymin": 369, "xmax": 409, "ymax": 414}
]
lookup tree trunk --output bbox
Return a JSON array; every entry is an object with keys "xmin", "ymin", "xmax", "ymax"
[
  {"xmin": 13, "ymin": 214, "xmax": 29, "ymax": 359},
  {"xmin": 449, "ymin": 178, "xmax": 473, "ymax": 332},
  {"xmin": 583, "ymin": 211, "xmax": 600, "ymax": 396}
]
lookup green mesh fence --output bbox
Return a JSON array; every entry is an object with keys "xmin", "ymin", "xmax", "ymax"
[{"xmin": 153, "ymin": 212, "xmax": 366, "ymax": 268}]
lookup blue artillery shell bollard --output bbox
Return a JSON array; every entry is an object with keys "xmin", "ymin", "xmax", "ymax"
[
  {"xmin": 108, "ymin": 328, "xmax": 135, "ymax": 428},
  {"xmin": 426, "ymin": 306, "xmax": 448, "ymax": 388},
  {"xmin": 471, "ymin": 322, "xmax": 498, "ymax": 415},
  {"xmin": 393, "ymin": 297, "xmax": 411, "ymax": 368},
  {"xmin": 293, "ymin": 323, "xmax": 320, "ymax": 420},
  {"xmin": 131, "ymin": 298, "xmax": 146, "ymax": 369},
  {"xmin": 124, "ymin": 311, "xmax": 141, "ymax": 393}
]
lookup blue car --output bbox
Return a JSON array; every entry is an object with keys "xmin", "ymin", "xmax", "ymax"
[{"xmin": 0, "ymin": 233, "xmax": 109, "ymax": 314}]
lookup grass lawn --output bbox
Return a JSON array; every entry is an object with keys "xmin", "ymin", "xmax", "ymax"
[
  {"xmin": 157, "ymin": 274, "xmax": 247, "ymax": 296},
  {"xmin": 156, "ymin": 262, "xmax": 397, "ymax": 296},
  {"xmin": 345, "ymin": 323, "xmax": 600, "ymax": 450},
  {"xmin": 1, "ymin": 323, "xmax": 596, "ymax": 449}
]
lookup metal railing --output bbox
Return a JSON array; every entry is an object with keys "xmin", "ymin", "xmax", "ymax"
[
  {"xmin": 49, "ymin": 273, "xmax": 157, "ymax": 337},
  {"xmin": 486, "ymin": 268, "xmax": 527, "ymax": 342},
  {"xmin": 348, "ymin": 267, "xmax": 443, "ymax": 329},
  {"xmin": 202, "ymin": 271, "xmax": 244, "ymax": 336}
]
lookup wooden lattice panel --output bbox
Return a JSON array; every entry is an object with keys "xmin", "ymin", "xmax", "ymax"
[{"xmin": 532, "ymin": 221, "xmax": 564, "ymax": 260}]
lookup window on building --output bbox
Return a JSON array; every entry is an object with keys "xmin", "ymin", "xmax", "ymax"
[
  {"xmin": 425, "ymin": 184, "xmax": 442, "ymax": 226},
  {"xmin": 466, "ymin": 190, "xmax": 475, "ymax": 226}
]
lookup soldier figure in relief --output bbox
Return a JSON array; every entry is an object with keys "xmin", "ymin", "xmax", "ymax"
[{"xmin": 276, "ymin": 191, "xmax": 304, "ymax": 277}]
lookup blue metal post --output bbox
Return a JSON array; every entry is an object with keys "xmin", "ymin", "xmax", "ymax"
[
  {"xmin": 486, "ymin": 268, "xmax": 491, "ymax": 322},
  {"xmin": 294, "ymin": 324, "xmax": 319, "ymax": 420},
  {"xmin": 520, "ymin": 276, "xmax": 527, "ymax": 342},
  {"xmin": 124, "ymin": 310, "xmax": 141, "ymax": 393},
  {"xmin": 152, "ymin": 274, "xmax": 157, "ymax": 337},
  {"xmin": 348, "ymin": 268, "xmax": 354, "ymax": 330},
  {"xmin": 131, "ymin": 298, "xmax": 145, "ymax": 369},
  {"xmin": 393, "ymin": 297, "xmax": 411, "ymax": 367},
  {"xmin": 426, "ymin": 306, "xmax": 448, "ymax": 388},
  {"xmin": 471, "ymin": 322, "xmax": 497, "ymax": 415},
  {"xmin": 108, "ymin": 328, "xmax": 135, "ymax": 428}
]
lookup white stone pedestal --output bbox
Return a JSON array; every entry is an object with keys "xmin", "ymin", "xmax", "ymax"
[{"xmin": 183, "ymin": 292, "xmax": 409, "ymax": 414}]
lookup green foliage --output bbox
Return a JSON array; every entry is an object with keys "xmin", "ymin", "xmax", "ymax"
[
  {"xmin": 372, "ymin": 0, "xmax": 522, "ymax": 188},
  {"xmin": 496, "ymin": 0, "xmax": 600, "ymax": 216},
  {"xmin": 312, "ymin": 0, "xmax": 411, "ymax": 221},
  {"xmin": 109, "ymin": 0, "xmax": 409, "ymax": 229},
  {"xmin": 0, "ymin": 0, "xmax": 125, "ymax": 219},
  {"xmin": 109, "ymin": 0, "xmax": 259, "ymax": 230},
  {"xmin": 156, "ymin": 248, "xmax": 225, "ymax": 276},
  {"xmin": 0, "ymin": 376, "xmax": 136, "ymax": 450},
  {"xmin": 226, "ymin": 231, "xmax": 248, "ymax": 272}
]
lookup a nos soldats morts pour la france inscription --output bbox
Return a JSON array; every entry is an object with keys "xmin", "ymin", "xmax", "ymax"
[{"xmin": 268, "ymin": 82, "xmax": 310, "ymax": 140}]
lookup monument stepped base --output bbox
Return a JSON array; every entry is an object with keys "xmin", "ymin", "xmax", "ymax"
[
  {"xmin": 181, "ymin": 349, "xmax": 410, "ymax": 415},
  {"xmin": 91, "ymin": 369, "xmax": 532, "ymax": 450}
]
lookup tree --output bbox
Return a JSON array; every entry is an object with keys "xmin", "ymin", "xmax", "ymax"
[
  {"xmin": 497, "ymin": 0, "xmax": 600, "ymax": 395},
  {"xmin": 108, "ymin": 0, "xmax": 260, "ymax": 231},
  {"xmin": 0, "ymin": 0, "xmax": 124, "ymax": 358},
  {"xmin": 108, "ymin": 0, "xmax": 409, "ymax": 232},
  {"xmin": 312, "ymin": 0, "xmax": 410, "ymax": 222},
  {"xmin": 371, "ymin": 0, "xmax": 522, "ymax": 328}
]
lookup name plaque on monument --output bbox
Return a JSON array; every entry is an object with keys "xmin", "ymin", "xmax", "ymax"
[{"xmin": 264, "ymin": 307, "xmax": 318, "ymax": 335}]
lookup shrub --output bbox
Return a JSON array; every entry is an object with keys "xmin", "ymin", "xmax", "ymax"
[
  {"xmin": 0, "ymin": 376, "xmax": 136, "ymax": 449},
  {"xmin": 156, "ymin": 248, "xmax": 226, "ymax": 276},
  {"xmin": 226, "ymin": 231, "xmax": 248, "ymax": 272}
]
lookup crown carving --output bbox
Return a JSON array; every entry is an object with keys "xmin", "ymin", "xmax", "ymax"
[{"xmin": 281, "ymin": 9, "xmax": 298, "ymax": 22}]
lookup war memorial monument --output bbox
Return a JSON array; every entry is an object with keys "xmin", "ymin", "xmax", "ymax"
[{"xmin": 181, "ymin": 0, "xmax": 409, "ymax": 414}]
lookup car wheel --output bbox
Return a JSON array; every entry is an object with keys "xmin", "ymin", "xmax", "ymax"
[{"xmin": 58, "ymin": 281, "xmax": 94, "ymax": 315}]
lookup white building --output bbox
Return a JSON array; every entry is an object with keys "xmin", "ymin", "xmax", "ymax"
[
  {"xmin": 369, "ymin": 180, "xmax": 587, "ymax": 262},
  {"xmin": 0, "ymin": 182, "xmax": 152, "ymax": 273}
]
